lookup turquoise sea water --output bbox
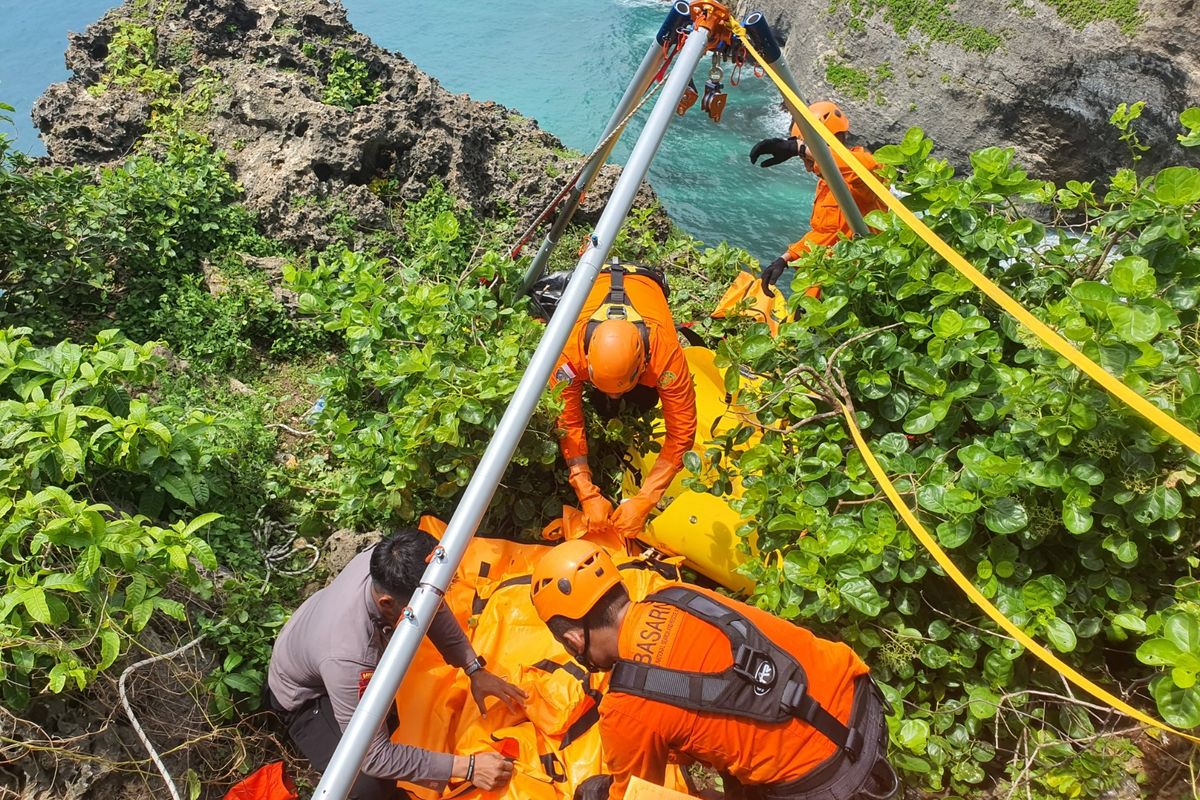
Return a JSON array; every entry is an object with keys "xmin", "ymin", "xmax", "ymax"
[{"xmin": 0, "ymin": 0, "xmax": 816, "ymax": 262}]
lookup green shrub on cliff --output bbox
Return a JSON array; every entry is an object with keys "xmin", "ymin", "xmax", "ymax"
[
  {"xmin": 0, "ymin": 328, "xmax": 223, "ymax": 707},
  {"xmin": 685, "ymin": 122, "xmax": 1199, "ymax": 795},
  {"xmin": 322, "ymin": 48, "xmax": 382, "ymax": 110}
]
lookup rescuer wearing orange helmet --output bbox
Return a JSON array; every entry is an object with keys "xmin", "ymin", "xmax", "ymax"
[
  {"xmin": 531, "ymin": 540, "xmax": 898, "ymax": 800},
  {"xmin": 549, "ymin": 262, "xmax": 697, "ymax": 539},
  {"xmin": 750, "ymin": 101, "xmax": 888, "ymax": 298}
]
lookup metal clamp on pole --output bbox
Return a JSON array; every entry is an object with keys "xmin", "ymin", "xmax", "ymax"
[
  {"xmin": 310, "ymin": 20, "xmax": 713, "ymax": 800},
  {"xmin": 517, "ymin": 1, "xmax": 693, "ymax": 296},
  {"xmin": 741, "ymin": 11, "xmax": 870, "ymax": 238}
]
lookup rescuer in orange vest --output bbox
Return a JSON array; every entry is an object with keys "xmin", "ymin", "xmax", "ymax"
[
  {"xmin": 750, "ymin": 101, "xmax": 888, "ymax": 298},
  {"xmin": 549, "ymin": 262, "xmax": 697, "ymax": 540},
  {"xmin": 531, "ymin": 541, "xmax": 898, "ymax": 800}
]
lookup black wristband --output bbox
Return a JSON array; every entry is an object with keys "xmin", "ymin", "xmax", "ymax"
[{"xmin": 465, "ymin": 753, "xmax": 475, "ymax": 782}]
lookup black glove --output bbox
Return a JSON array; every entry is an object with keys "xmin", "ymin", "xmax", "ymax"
[
  {"xmin": 761, "ymin": 256, "xmax": 788, "ymax": 297},
  {"xmin": 749, "ymin": 136, "xmax": 800, "ymax": 168}
]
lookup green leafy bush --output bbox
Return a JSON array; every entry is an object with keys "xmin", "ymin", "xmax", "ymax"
[
  {"xmin": 284, "ymin": 186, "xmax": 568, "ymax": 532},
  {"xmin": 322, "ymin": 49, "xmax": 382, "ymax": 110},
  {"xmin": 0, "ymin": 127, "xmax": 259, "ymax": 339},
  {"xmin": 689, "ymin": 124, "xmax": 1199, "ymax": 794},
  {"xmin": 88, "ymin": 20, "xmax": 178, "ymax": 97},
  {"xmin": 150, "ymin": 266, "xmax": 326, "ymax": 373},
  {"xmin": 0, "ymin": 328, "xmax": 222, "ymax": 706}
]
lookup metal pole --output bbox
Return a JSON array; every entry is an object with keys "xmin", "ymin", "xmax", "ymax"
[
  {"xmin": 310, "ymin": 23, "xmax": 712, "ymax": 800},
  {"xmin": 517, "ymin": 1, "xmax": 691, "ymax": 296},
  {"xmin": 517, "ymin": 40, "xmax": 663, "ymax": 296},
  {"xmin": 742, "ymin": 12, "xmax": 870, "ymax": 238}
]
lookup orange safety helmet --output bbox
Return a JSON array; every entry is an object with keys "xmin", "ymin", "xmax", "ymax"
[
  {"xmin": 790, "ymin": 100, "xmax": 850, "ymax": 140},
  {"xmin": 531, "ymin": 540, "xmax": 622, "ymax": 623},
  {"xmin": 586, "ymin": 319, "xmax": 647, "ymax": 396}
]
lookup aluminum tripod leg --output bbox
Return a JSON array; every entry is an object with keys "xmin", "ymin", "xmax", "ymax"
[
  {"xmin": 742, "ymin": 12, "xmax": 870, "ymax": 238},
  {"xmin": 516, "ymin": 39, "xmax": 664, "ymax": 296},
  {"xmin": 310, "ymin": 21, "xmax": 712, "ymax": 800}
]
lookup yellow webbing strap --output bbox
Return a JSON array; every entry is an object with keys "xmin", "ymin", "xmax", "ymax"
[
  {"xmin": 841, "ymin": 404, "xmax": 1200, "ymax": 744},
  {"xmin": 732, "ymin": 23, "xmax": 1200, "ymax": 458}
]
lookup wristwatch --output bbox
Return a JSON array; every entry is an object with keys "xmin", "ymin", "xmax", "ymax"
[{"xmin": 465, "ymin": 656, "xmax": 486, "ymax": 677}]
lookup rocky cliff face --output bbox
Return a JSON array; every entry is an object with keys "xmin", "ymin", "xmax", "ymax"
[
  {"xmin": 32, "ymin": 0, "xmax": 655, "ymax": 248},
  {"xmin": 741, "ymin": 0, "xmax": 1198, "ymax": 183}
]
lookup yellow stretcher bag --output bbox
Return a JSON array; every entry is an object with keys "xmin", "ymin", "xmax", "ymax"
[
  {"xmin": 710, "ymin": 270, "xmax": 785, "ymax": 336},
  {"xmin": 622, "ymin": 347, "xmax": 760, "ymax": 593}
]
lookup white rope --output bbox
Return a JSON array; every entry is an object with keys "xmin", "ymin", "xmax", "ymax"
[
  {"xmin": 253, "ymin": 506, "xmax": 321, "ymax": 588},
  {"xmin": 507, "ymin": 59, "xmax": 671, "ymax": 258},
  {"xmin": 118, "ymin": 634, "xmax": 206, "ymax": 800}
]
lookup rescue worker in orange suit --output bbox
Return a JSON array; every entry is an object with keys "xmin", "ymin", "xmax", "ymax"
[
  {"xmin": 531, "ymin": 540, "xmax": 898, "ymax": 800},
  {"xmin": 750, "ymin": 101, "xmax": 888, "ymax": 298},
  {"xmin": 549, "ymin": 262, "xmax": 697, "ymax": 539}
]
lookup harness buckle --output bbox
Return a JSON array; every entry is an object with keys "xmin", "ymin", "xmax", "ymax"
[
  {"xmin": 732, "ymin": 644, "xmax": 777, "ymax": 690},
  {"xmin": 844, "ymin": 727, "xmax": 863, "ymax": 761},
  {"xmin": 779, "ymin": 679, "xmax": 812, "ymax": 718}
]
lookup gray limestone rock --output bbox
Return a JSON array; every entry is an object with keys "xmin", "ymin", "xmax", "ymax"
[
  {"xmin": 32, "ymin": 0, "xmax": 661, "ymax": 248},
  {"xmin": 738, "ymin": 0, "xmax": 1199, "ymax": 182}
]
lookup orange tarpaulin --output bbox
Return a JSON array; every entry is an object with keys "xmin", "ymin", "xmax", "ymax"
[
  {"xmin": 624, "ymin": 776, "xmax": 694, "ymax": 800},
  {"xmin": 392, "ymin": 518, "xmax": 691, "ymax": 800},
  {"xmin": 224, "ymin": 761, "xmax": 298, "ymax": 800}
]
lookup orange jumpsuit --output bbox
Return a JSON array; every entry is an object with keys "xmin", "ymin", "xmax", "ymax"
[
  {"xmin": 785, "ymin": 145, "xmax": 888, "ymax": 261},
  {"xmin": 600, "ymin": 588, "xmax": 870, "ymax": 800},
  {"xmin": 549, "ymin": 273, "xmax": 697, "ymax": 505}
]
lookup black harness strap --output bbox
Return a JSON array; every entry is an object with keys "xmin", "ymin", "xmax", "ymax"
[
  {"xmin": 470, "ymin": 561, "xmax": 493, "ymax": 615},
  {"xmin": 609, "ymin": 587, "xmax": 860, "ymax": 759},
  {"xmin": 583, "ymin": 260, "xmax": 655, "ymax": 362},
  {"xmin": 529, "ymin": 658, "xmax": 604, "ymax": 750},
  {"xmin": 539, "ymin": 752, "xmax": 568, "ymax": 782}
]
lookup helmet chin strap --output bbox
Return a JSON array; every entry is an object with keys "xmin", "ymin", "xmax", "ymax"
[{"xmin": 575, "ymin": 623, "xmax": 602, "ymax": 673}]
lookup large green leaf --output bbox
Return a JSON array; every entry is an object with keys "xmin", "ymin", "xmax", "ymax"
[
  {"xmin": 741, "ymin": 334, "xmax": 775, "ymax": 361},
  {"xmin": 1153, "ymin": 166, "xmax": 1200, "ymax": 206},
  {"xmin": 1165, "ymin": 613, "xmax": 1200, "ymax": 655},
  {"xmin": 1137, "ymin": 639, "xmax": 1182, "ymax": 667},
  {"xmin": 984, "ymin": 497, "xmax": 1028, "ymax": 534},
  {"xmin": 1109, "ymin": 256, "xmax": 1157, "ymax": 298},
  {"xmin": 99, "ymin": 628, "xmax": 121, "ymax": 670},
  {"xmin": 840, "ymin": 577, "xmax": 886, "ymax": 616},
  {"xmin": 21, "ymin": 588, "xmax": 52, "ymax": 625},
  {"xmin": 1044, "ymin": 618, "xmax": 1077, "ymax": 653},
  {"xmin": 903, "ymin": 365, "xmax": 947, "ymax": 396},
  {"xmin": 933, "ymin": 309, "xmax": 965, "ymax": 338},
  {"xmin": 1107, "ymin": 303, "xmax": 1161, "ymax": 343},
  {"xmin": 1149, "ymin": 675, "xmax": 1200, "ymax": 729},
  {"xmin": 1062, "ymin": 500, "xmax": 1093, "ymax": 534},
  {"xmin": 897, "ymin": 718, "xmax": 930, "ymax": 753},
  {"xmin": 1112, "ymin": 613, "xmax": 1146, "ymax": 633},
  {"xmin": 1023, "ymin": 575, "xmax": 1067, "ymax": 611}
]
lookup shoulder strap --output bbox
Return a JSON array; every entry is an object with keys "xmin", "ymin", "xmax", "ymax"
[
  {"xmin": 610, "ymin": 587, "xmax": 863, "ymax": 759},
  {"xmin": 584, "ymin": 260, "xmax": 652, "ymax": 362}
]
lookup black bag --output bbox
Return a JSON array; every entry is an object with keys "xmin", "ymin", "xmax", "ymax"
[{"xmin": 528, "ymin": 271, "xmax": 572, "ymax": 321}]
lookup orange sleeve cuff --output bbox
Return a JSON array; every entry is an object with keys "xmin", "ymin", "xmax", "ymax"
[
  {"xmin": 638, "ymin": 348, "xmax": 697, "ymax": 503},
  {"xmin": 555, "ymin": 372, "xmax": 588, "ymax": 463}
]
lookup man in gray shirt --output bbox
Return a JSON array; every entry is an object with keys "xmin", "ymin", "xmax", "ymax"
[{"xmin": 268, "ymin": 528, "xmax": 527, "ymax": 799}]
